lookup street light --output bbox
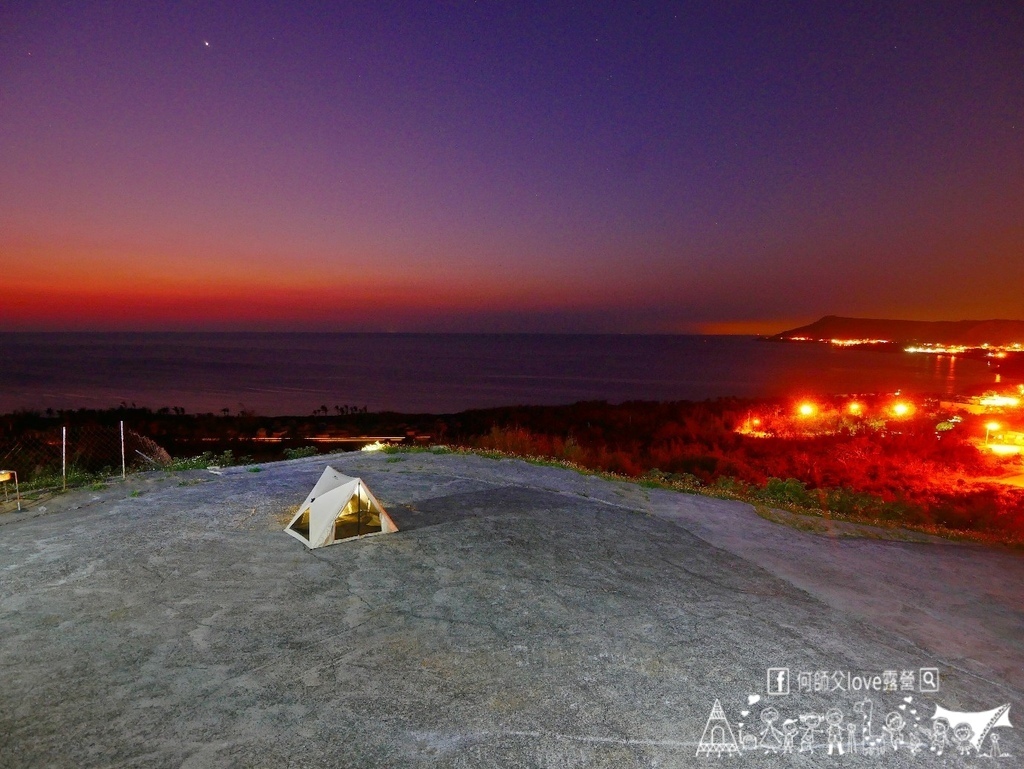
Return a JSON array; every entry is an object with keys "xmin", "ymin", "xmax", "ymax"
[
  {"xmin": 892, "ymin": 402, "xmax": 911, "ymax": 417},
  {"xmin": 985, "ymin": 421, "xmax": 1001, "ymax": 444}
]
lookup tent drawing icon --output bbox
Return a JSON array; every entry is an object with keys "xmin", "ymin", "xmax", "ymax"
[
  {"xmin": 284, "ymin": 466, "xmax": 398, "ymax": 548},
  {"xmin": 696, "ymin": 699, "xmax": 741, "ymax": 756}
]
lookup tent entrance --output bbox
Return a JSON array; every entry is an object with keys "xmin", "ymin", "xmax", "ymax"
[
  {"xmin": 333, "ymin": 488, "xmax": 383, "ymax": 539},
  {"xmin": 291, "ymin": 509, "xmax": 311, "ymax": 540}
]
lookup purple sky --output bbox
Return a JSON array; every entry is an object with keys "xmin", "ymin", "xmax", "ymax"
[{"xmin": 2, "ymin": 1, "xmax": 1022, "ymax": 332}]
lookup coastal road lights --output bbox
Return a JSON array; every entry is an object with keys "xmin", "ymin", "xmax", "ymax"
[
  {"xmin": 797, "ymin": 402, "xmax": 817, "ymax": 418},
  {"xmin": 848, "ymin": 402, "xmax": 862, "ymax": 416},
  {"xmin": 985, "ymin": 421, "xmax": 1001, "ymax": 445}
]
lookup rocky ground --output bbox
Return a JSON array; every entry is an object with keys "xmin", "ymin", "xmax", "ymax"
[{"xmin": 1, "ymin": 451, "xmax": 1020, "ymax": 767}]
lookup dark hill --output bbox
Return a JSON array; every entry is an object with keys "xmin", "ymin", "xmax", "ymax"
[{"xmin": 774, "ymin": 315, "xmax": 1024, "ymax": 345}]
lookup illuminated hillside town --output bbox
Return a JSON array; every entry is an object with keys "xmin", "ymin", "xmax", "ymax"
[{"xmin": 781, "ymin": 335, "xmax": 1024, "ymax": 361}]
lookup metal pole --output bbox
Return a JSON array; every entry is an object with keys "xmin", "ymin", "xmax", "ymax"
[
  {"xmin": 62, "ymin": 426, "xmax": 67, "ymax": 491},
  {"xmin": 120, "ymin": 420, "xmax": 127, "ymax": 480},
  {"xmin": 358, "ymin": 484, "xmax": 365, "ymax": 536},
  {"xmin": 13, "ymin": 471, "xmax": 19, "ymax": 512}
]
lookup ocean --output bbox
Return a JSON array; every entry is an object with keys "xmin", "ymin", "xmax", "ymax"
[{"xmin": 0, "ymin": 333, "xmax": 1009, "ymax": 416}]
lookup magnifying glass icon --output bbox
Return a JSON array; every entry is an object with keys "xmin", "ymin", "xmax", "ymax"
[{"xmin": 920, "ymin": 668, "xmax": 939, "ymax": 691}]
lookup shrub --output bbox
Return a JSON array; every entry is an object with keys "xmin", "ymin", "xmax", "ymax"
[
  {"xmin": 284, "ymin": 446, "xmax": 318, "ymax": 460},
  {"xmin": 759, "ymin": 477, "xmax": 813, "ymax": 507},
  {"xmin": 714, "ymin": 476, "xmax": 753, "ymax": 497},
  {"xmin": 823, "ymin": 486, "xmax": 882, "ymax": 519},
  {"xmin": 167, "ymin": 452, "xmax": 215, "ymax": 470}
]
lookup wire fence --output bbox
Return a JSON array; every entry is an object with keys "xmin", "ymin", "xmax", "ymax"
[{"xmin": 0, "ymin": 422, "xmax": 171, "ymax": 491}]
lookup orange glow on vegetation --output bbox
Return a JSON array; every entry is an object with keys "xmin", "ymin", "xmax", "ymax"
[
  {"xmin": 735, "ymin": 415, "xmax": 770, "ymax": 436},
  {"xmin": 989, "ymin": 444, "xmax": 1021, "ymax": 456},
  {"xmin": 979, "ymin": 395, "xmax": 1020, "ymax": 408}
]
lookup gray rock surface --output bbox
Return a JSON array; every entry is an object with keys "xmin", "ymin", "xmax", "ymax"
[{"xmin": 1, "ymin": 452, "xmax": 1020, "ymax": 767}]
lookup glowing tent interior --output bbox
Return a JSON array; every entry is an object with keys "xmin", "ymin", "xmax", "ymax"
[{"xmin": 284, "ymin": 466, "xmax": 397, "ymax": 548}]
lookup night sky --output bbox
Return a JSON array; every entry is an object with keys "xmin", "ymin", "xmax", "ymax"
[{"xmin": 3, "ymin": 1, "xmax": 1022, "ymax": 333}]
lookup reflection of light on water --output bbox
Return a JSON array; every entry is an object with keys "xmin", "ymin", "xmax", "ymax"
[
  {"xmin": 926, "ymin": 353, "xmax": 1007, "ymax": 396},
  {"xmin": 933, "ymin": 354, "xmax": 958, "ymax": 394}
]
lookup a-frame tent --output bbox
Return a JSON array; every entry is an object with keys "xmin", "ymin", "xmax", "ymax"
[{"xmin": 284, "ymin": 466, "xmax": 397, "ymax": 548}]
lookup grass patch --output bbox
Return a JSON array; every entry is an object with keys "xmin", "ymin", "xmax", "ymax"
[
  {"xmin": 166, "ymin": 450, "xmax": 248, "ymax": 471},
  {"xmin": 283, "ymin": 446, "xmax": 318, "ymax": 460},
  {"xmin": 381, "ymin": 445, "xmax": 1022, "ymax": 547},
  {"xmin": 12, "ymin": 465, "xmax": 121, "ymax": 495},
  {"xmin": 167, "ymin": 453, "xmax": 216, "ymax": 471}
]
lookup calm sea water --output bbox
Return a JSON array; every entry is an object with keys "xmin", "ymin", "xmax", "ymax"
[{"xmin": 0, "ymin": 333, "xmax": 1009, "ymax": 416}]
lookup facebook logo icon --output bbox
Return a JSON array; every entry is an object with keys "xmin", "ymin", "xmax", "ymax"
[{"xmin": 767, "ymin": 668, "xmax": 790, "ymax": 695}]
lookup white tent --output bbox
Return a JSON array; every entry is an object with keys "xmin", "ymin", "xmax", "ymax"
[{"xmin": 284, "ymin": 466, "xmax": 397, "ymax": 548}]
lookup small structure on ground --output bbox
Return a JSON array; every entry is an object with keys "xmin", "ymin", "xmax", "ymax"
[
  {"xmin": 284, "ymin": 466, "xmax": 397, "ymax": 548},
  {"xmin": 0, "ymin": 470, "xmax": 20, "ymax": 511}
]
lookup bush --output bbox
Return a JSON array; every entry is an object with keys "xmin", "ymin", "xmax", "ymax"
[
  {"xmin": 475, "ymin": 425, "xmax": 544, "ymax": 456},
  {"xmin": 823, "ymin": 486, "xmax": 883, "ymax": 519},
  {"xmin": 167, "ymin": 450, "xmax": 236, "ymax": 470},
  {"xmin": 669, "ymin": 472, "xmax": 703, "ymax": 489},
  {"xmin": 759, "ymin": 477, "xmax": 813, "ymax": 507},
  {"xmin": 283, "ymin": 446, "xmax": 318, "ymax": 460},
  {"xmin": 714, "ymin": 476, "xmax": 753, "ymax": 497}
]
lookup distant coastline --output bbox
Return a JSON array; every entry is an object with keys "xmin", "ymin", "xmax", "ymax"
[
  {"xmin": 773, "ymin": 315, "xmax": 1024, "ymax": 346},
  {"xmin": 771, "ymin": 315, "xmax": 1024, "ymax": 374}
]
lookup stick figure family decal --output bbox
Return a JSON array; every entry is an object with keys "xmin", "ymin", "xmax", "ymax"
[{"xmin": 697, "ymin": 667, "xmax": 1013, "ymax": 759}]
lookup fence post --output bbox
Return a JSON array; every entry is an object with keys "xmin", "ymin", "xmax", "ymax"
[
  {"xmin": 120, "ymin": 420, "xmax": 127, "ymax": 480},
  {"xmin": 62, "ymin": 426, "xmax": 67, "ymax": 491}
]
